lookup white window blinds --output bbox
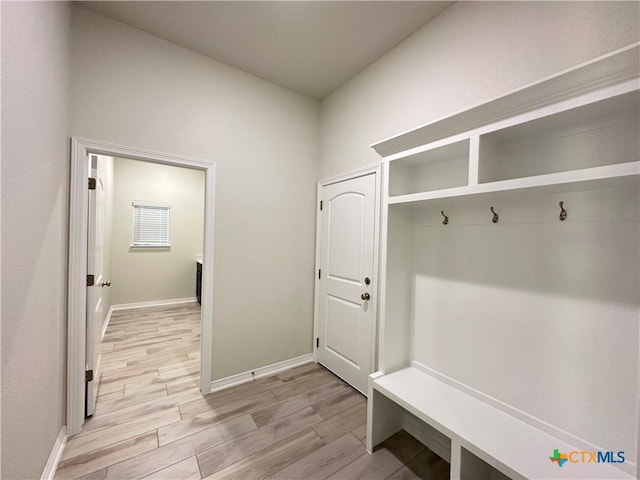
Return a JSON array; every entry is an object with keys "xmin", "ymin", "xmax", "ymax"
[{"xmin": 131, "ymin": 201, "xmax": 170, "ymax": 247}]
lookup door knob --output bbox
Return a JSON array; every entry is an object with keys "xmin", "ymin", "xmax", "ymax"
[
  {"xmin": 361, "ymin": 292, "xmax": 370, "ymax": 301},
  {"xmin": 101, "ymin": 281, "xmax": 111, "ymax": 287}
]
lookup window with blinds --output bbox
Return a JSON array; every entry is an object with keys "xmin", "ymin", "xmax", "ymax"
[{"xmin": 131, "ymin": 201, "xmax": 170, "ymax": 247}]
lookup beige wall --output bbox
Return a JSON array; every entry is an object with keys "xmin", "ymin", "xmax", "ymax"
[
  {"xmin": 1, "ymin": 2, "xmax": 72, "ymax": 479},
  {"xmin": 110, "ymin": 158, "xmax": 205, "ymax": 305},
  {"xmin": 319, "ymin": 1, "xmax": 640, "ymax": 178},
  {"xmin": 70, "ymin": 6, "xmax": 320, "ymax": 380}
]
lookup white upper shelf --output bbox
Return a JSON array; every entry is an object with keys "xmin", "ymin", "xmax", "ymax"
[{"xmin": 372, "ymin": 43, "xmax": 640, "ymax": 159}]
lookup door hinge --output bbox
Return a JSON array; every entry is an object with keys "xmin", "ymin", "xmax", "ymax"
[
  {"xmin": 318, "ymin": 269, "xmax": 321, "ymax": 279},
  {"xmin": 88, "ymin": 177, "xmax": 97, "ymax": 190},
  {"xmin": 85, "ymin": 369, "xmax": 94, "ymax": 382},
  {"xmin": 316, "ymin": 337, "xmax": 319, "ymax": 348},
  {"xmin": 87, "ymin": 274, "xmax": 95, "ymax": 286},
  {"xmin": 320, "ymin": 200, "xmax": 323, "ymax": 211}
]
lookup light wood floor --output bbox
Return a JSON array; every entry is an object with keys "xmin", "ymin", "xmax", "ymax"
[{"xmin": 56, "ymin": 303, "xmax": 449, "ymax": 480}]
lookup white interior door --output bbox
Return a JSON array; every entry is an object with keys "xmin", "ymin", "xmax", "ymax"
[
  {"xmin": 317, "ymin": 173, "xmax": 377, "ymax": 394},
  {"xmin": 86, "ymin": 154, "xmax": 106, "ymax": 416}
]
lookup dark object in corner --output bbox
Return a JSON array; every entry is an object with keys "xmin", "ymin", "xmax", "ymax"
[{"xmin": 196, "ymin": 261, "xmax": 202, "ymax": 305}]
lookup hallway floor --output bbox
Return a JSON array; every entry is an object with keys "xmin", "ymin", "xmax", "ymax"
[{"xmin": 55, "ymin": 303, "xmax": 448, "ymax": 480}]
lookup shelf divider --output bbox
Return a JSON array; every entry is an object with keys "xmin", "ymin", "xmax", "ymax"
[{"xmin": 468, "ymin": 136, "xmax": 480, "ymax": 186}]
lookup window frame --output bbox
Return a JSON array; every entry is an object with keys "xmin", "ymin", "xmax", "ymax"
[{"xmin": 130, "ymin": 200, "xmax": 171, "ymax": 248}]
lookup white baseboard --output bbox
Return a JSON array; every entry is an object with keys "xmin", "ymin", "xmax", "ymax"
[
  {"xmin": 210, "ymin": 354, "xmax": 314, "ymax": 393},
  {"xmin": 41, "ymin": 426, "xmax": 66, "ymax": 480},
  {"xmin": 110, "ymin": 297, "xmax": 198, "ymax": 312}
]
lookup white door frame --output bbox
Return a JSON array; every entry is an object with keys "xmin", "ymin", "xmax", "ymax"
[
  {"xmin": 312, "ymin": 163, "xmax": 382, "ymax": 390},
  {"xmin": 67, "ymin": 137, "xmax": 216, "ymax": 435}
]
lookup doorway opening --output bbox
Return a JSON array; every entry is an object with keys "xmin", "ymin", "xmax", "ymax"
[
  {"xmin": 86, "ymin": 154, "xmax": 206, "ymax": 417},
  {"xmin": 67, "ymin": 138, "xmax": 216, "ymax": 435}
]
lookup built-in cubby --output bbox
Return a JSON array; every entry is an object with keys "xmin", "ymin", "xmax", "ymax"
[
  {"xmin": 478, "ymin": 90, "xmax": 639, "ymax": 184},
  {"xmin": 388, "ymin": 140, "xmax": 469, "ymax": 197},
  {"xmin": 367, "ymin": 43, "xmax": 640, "ymax": 480}
]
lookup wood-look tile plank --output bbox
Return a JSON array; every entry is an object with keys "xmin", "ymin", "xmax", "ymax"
[
  {"xmin": 244, "ymin": 376, "xmax": 347, "ymax": 431},
  {"xmin": 178, "ymin": 376, "xmax": 285, "ymax": 419},
  {"xmin": 202, "ymin": 429, "xmax": 324, "ymax": 480},
  {"xmin": 267, "ymin": 432, "xmax": 365, "ymax": 480},
  {"xmin": 100, "ymin": 343, "xmax": 116, "ymax": 353},
  {"xmin": 271, "ymin": 371, "xmax": 339, "ymax": 400},
  {"xmin": 380, "ymin": 431, "xmax": 425, "ymax": 464},
  {"xmin": 142, "ymin": 347, "xmax": 197, "ymax": 362},
  {"xmin": 326, "ymin": 448, "xmax": 404, "ymax": 480},
  {"xmin": 125, "ymin": 349, "xmax": 193, "ymax": 365},
  {"xmin": 82, "ymin": 388, "xmax": 202, "ymax": 434},
  {"xmin": 311, "ymin": 388, "xmax": 365, "ymax": 420},
  {"xmin": 249, "ymin": 394, "xmax": 310, "ymax": 428},
  {"xmin": 312, "ymin": 403, "xmax": 367, "ymax": 444},
  {"xmin": 276, "ymin": 362, "xmax": 322, "ymax": 381},
  {"xmin": 110, "ymin": 335, "xmax": 186, "ymax": 351},
  {"xmin": 62, "ymin": 408, "xmax": 181, "ymax": 461},
  {"xmin": 123, "ymin": 381, "xmax": 168, "ymax": 397},
  {"xmin": 139, "ymin": 457, "xmax": 201, "ymax": 480},
  {"xmin": 398, "ymin": 449, "xmax": 449, "ymax": 480},
  {"xmin": 74, "ymin": 469, "xmax": 107, "ymax": 480},
  {"xmin": 98, "ymin": 371, "xmax": 159, "ymax": 393},
  {"xmin": 105, "ymin": 415, "xmax": 256, "ymax": 480},
  {"xmin": 157, "ymin": 358, "xmax": 201, "ymax": 376},
  {"xmin": 158, "ymin": 367, "xmax": 199, "ymax": 383},
  {"xmin": 158, "ymin": 390, "xmax": 277, "ymax": 446},
  {"xmin": 99, "ymin": 360, "xmax": 127, "ymax": 372},
  {"xmin": 96, "ymin": 388, "xmax": 123, "ymax": 402},
  {"xmin": 166, "ymin": 375, "xmax": 201, "ymax": 395},
  {"xmin": 351, "ymin": 424, "xmax": 367, "ymax": 444},
  {"xmin": 55, "ymin": 432, "xmax": 158, "ymax": 480},
  {"xmin": 101, "ymin": 335, "xmax": 136, "ymax": 344},
  {"xmin": 136, "ymin": 330, "xmax": 191, "ymax": 341},
  {"xmin": 197, "ymin": 407, "xmax": 323, "ymax": 478},
  {"xmin": 94, "ymin": 386, "xmax": 169, "ymax": 416},
  {"xmin": 95, "ymin": 348, "xmax": 148, "ymax": 364},
  {"xmin": 385, "ymin": 466, "xmax": 421, "ymax": 480},
  {"xmin": 300, "ymin": 382, "xmax": 351, "ymax": 403}
]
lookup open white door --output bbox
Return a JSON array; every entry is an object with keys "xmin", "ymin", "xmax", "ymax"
[
  {"xmin": 86, "ymin": 154, "xmax": 107, "ymax": 416},
  {"xmin": 317, "ymin": 172, "xmax": 377, "ymax": 394}
]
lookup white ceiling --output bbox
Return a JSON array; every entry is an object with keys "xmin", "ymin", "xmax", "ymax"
[{"xmin": 81, "ymin": 1, "xmax": 452, "ymax": 100}]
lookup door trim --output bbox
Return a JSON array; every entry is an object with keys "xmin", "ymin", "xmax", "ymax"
[
  {"xmin": 312, "ymin": 163, "xmax": 382, "ymax": 391},
  {"xmin": 67, "ymin": 137, "xmax": 216, "ymax": 435}
]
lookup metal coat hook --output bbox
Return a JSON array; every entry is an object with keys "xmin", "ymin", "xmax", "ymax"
[
  {"xmin": 441, "ymin": 210, "xmax": 449, "ymax": 225},
  {"xmin": 559, "ymin": 201, "xmax": 567, "ymax": 221},
  {"xmin": 490, "ymin": 207, "xmax": 499, "ymax": 223}
]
